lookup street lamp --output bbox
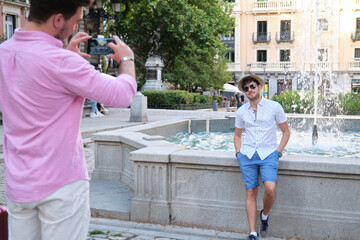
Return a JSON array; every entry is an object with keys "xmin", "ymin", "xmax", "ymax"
[
  {"xmin": 262, "ymin": 62, "xmax": 266, "ymax": 98},
  {"xmin": 262, "ymin": 62, "xmax": 266, "ymax": 81},
  {"xmin": 111, "ymin": 0, "xmax": 121, "ymax": 13},
  {"xmin": 89, "ymin": 0, "xmax": 121, "ymax": 72},
  {"xmin": 284, "ymin": 64, "xmax": 288, "ymax": 89}
]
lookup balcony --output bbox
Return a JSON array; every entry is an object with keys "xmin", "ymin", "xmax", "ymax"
[
  {"xmin": 252, "ymin": 0, "xmax": 296, "ymax": 14},
  {"xmin": 310, "ymin": 62, "xmax": 333, "ymax": 71},
  {"xmin": 349, "ymin": 61, "xmax": 360, "ymax": 71},
  {"xmin": 351, "ymin": 30, "xmax": 360, "ymax": 41},
  {"xmin": 249, "ymin": 62, "xmax": 295, "ymax": 72},
  {"xmin": 253, "ymin": 32, "xmax": 271, "ymax": 43},
  {"xmin": 222, "ymin": 36, "xmax": 235, "ymax": 45},
  {"xmin": 276, "ymin": 31, "xmax": 294, "ymax": 43}
]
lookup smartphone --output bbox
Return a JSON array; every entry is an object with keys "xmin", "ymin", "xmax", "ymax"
[{"xmin": 87, "ymin": 38, "xmax": 115, "ymax": 55}]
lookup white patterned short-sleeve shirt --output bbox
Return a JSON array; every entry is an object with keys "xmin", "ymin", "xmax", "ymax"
[{"xmin": 235, "ymin": 97, "xmax": 287, "ymax": 160}]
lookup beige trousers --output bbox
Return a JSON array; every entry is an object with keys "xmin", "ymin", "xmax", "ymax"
[{"xmin": 7, "ymin": 180, "xmax": 90, "ymax": 240}]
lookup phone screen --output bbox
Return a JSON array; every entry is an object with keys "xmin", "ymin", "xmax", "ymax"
[{"xmin": 87, "ymin": 38, "xmax": 115, "ymax": 55}]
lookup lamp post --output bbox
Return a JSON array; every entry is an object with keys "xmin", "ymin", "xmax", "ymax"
[
  {"xmin": 91, "ymin": 0, "xmax": 121, "ymax": 72},
  {"xmin": 262, "ymin": 62, "xmax": 266, "ymax": 98},
  {"xmin": 284, "ymin": 64, "xmax": 288, "ymax": 90}
]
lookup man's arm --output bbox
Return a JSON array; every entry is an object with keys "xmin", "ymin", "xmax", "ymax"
[
  {"xmin": 234, "ymin": 127, "xmax": 243, "ymax": 156},
  {"xmin": 278, "ymin": 121, "xmax": 290, "ymax": 153}
]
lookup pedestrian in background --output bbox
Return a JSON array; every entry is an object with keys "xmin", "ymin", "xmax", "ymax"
[
  {"xmin": 234, "ymin": 75, "xmax": 290, "ymax": 240},
  {"xmin": 0, "ymin": 0, "xmax": 137, "ymax": 239}
]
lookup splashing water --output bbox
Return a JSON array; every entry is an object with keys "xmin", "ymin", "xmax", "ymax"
[{"xmin": 168, "ymin": 131, "xmax": 360, "ymax": 158}]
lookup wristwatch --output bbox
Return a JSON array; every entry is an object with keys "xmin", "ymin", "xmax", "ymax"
[
  {"xmin": 278, "ymin": 152, "xmax": 283, "ymax": 158},
  {"xmin": 120, "ymin": 56, "xmax": 134, "ymax": 64}
]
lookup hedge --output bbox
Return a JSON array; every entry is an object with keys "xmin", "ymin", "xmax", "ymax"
[{"xmin": 140, "ymin": 90, "xmax": 223, "ymax": 108}]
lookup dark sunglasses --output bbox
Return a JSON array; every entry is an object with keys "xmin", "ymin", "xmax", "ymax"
[{"xmin": 243, "ymin": 83, "xmax": 258, "ymax": 92}]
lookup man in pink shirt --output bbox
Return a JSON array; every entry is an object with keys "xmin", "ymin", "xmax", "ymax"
[{"xmin": 0, "ymin": 0, "xmax": 137, "ymax": 239}]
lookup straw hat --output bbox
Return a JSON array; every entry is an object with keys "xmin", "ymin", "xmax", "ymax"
[{"xmin": 238, "ymin": 75, "xmax": 264, "ymax": 92}]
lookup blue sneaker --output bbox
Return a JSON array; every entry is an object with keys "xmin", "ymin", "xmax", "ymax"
[
  {"xmin": 259, "ymin": 209, "xmax": 269, "ymax": 237},
  {"xmin": 247, "ymin": 233, "xmax": 259, "ymax": 240}
]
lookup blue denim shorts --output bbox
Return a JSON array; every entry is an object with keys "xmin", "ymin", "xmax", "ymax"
[{"xmin": 237, "ymin": 151, "xmax": 279, "ymax": 190}]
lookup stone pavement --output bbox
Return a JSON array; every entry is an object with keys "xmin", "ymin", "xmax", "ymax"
[
  {"xmin": 0, "ymin": 108, "xmax": 286, "ymax": 240},
  {"xmin": 88, "ymin": 218, "xmax": 285, "ymax": 240}
]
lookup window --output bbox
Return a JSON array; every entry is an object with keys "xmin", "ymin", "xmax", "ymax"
[
  {"xmin": 317, "ymin": 18, "xmax": 328, "ymax": 31},
  {"xmin": 355, "ymin": 48, "xmax": 360, "ymax": 59},
  {"xmin": 280, "ymin": 20, "xmax": 291, "ymax": 41},
  {"xmin": 257, "ymin": 50, "xmax": 267, "ymax": 62},
  {"xmin": 226, "ymin": 50, "xmax": 235, "ymax": 62},
  {"xmin": 6, "ymin": 15, "xmax": 16, "ymax": 39},
  {"xmin": 356, "ymin": 18, "xmax": 360, "ymax": 37},
  {"xmin": 280, "ymin": 49, "xmax": 290, "ymax": 62},
  {"xmin": 318, "ymin": 48, "xmax": 328, "ymax": 62},
  {"xmin": 257, "ymin": 21, "xmax": 267, "ymax": 41}
]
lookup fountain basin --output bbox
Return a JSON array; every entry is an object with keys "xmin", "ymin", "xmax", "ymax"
[{"xmin": 91, "ymin": 115, "xmax": 360, "ymax": 239}]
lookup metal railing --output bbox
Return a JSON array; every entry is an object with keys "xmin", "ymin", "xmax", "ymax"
[
  {"xmin": 252, "ymin": 32, "xmax": 271, "ymax": 43},
  {"xmin": 276, "ymin": 31, "xmax": 294, "ymax": 43},
  {"xmin": 148, "ymin": 103, "xmax": 220, "ymax": 110}
]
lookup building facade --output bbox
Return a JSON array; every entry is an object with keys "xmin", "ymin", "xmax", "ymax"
[
  {"xmin": 0, "ymin": 0, "xmax": 29, "ymax": 42},
  {"xmin": 224, "ymin": 0, "xmax": 360, "ymax": 99}
]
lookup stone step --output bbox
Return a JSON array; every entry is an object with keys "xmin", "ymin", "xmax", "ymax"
[{"xmin": 89, "ymin": 179, "xmax": 134, "ymax": 220}]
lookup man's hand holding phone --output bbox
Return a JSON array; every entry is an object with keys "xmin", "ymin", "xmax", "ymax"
[
  {"xmin": 107, "ymin": 36, "xmax": 135, "ymax": 79},
  {"xmin": 107, "ymin": 36, "xmax": 134, "ymax": 63}
]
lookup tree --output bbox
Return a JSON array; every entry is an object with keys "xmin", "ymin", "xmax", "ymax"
[{"xmin": 104, "ymin": 0, "xmax": 235, "ymax": 91}]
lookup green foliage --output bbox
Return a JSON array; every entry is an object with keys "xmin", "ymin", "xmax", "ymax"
[
  {"xmin": 111, "ymin": 233, "xmax": 123, "ymax": 237},
  {"xmin": 101, "ymin": 55, "xmax": 108, "ymax": 73},
  {"xmin": 194, "ymin": 94, "xmax": 212, "ymax": 104},
  {"xmin": 272, "ymin": 90, "xmax": 360, "ymax": 115},
  {"xmin": 141, "ymin": 90, "xmax": 217, "ymax": 107},
  {"xmin": 338, "ymin": 92, "xmax": 360, "ymax": 115},
  {"xmin": 0, "ymin": 34, "xmax": 6, "ymax": 43},
  {"xmin": 272, "ymin": 90, "xmax": 302, "ymax": 113},
  {"xmin": 272, "ymin": 90, "xmax": 321, "ymax": 114},
  {"xmin": 105, "ymin": 0, "xmax": 235, "ymax": 91},
  {"xmin": 89, "ymin": 230, "xmax": 105, "ymax": 235}
]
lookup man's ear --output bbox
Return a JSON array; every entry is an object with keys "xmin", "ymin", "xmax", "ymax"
[{"xmin": 53, "ymin": 13, "xmax": 65, "ymax": 29}]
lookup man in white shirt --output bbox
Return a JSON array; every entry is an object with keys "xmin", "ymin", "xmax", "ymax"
[{"xmin": 234, "ymin": 75, "xmax": 290, "ymax": 240}]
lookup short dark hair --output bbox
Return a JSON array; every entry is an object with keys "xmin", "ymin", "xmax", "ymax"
[
  {"xmin": 241, "ymin": 76, "xmax": 259, "ymax": 90},
  {"xmin": 28, "ymin": 0, "xmax": 91, "ymax": 23}
]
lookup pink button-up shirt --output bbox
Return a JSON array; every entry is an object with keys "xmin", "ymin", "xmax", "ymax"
[
  {"xmin": 0, "ymin": 29, "xmax": 137, "ymax": 202},
  {"xmin": 235, "ymin": 97, "xmax": 287, "ymax": 160}
]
